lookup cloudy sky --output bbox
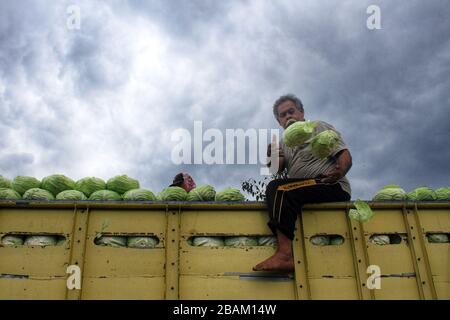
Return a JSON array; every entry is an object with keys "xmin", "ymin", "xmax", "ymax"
[{"xmin": 0, "ymin": 0, "xmax": 449, "ymax": 200}]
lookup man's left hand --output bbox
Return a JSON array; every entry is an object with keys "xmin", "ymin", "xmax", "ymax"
[{"xmin": 320, "ymin": 165, "xmax": 344, "ymax": 184}]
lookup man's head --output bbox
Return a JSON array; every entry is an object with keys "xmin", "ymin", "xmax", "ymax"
[
  {"xmin": 273, "ymin": 94, "xmax": 305, "ymax": 129},
  {"xmin": 170, "ymin": 172, "xmax": 196, "ymax": 192}
]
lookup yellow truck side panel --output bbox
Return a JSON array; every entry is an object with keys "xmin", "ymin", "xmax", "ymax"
[{"xmin": 0, "ymin": 201, "xmax": 449, "ymax": 300}]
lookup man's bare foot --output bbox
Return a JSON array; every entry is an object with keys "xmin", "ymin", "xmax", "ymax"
[{"xmin": 253, "ymin": 252, "xmax": 295, "ymax": 272}]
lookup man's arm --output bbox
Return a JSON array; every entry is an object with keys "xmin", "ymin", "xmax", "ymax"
[{"xmin": 320, "ymin": 149, "xmax": 352, "ymax": 184}]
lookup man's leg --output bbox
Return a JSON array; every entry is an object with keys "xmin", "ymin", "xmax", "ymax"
[
  {"xmin": 253, "ymin": 181, "xmax": 350, "ymax": 272},
  {"xmin": 253, "ymin": 178, "xmax": 302, "ymax": 272}
]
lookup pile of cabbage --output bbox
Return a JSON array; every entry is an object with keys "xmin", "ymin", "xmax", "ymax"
[
  {"xmin": 372, "ymin": 185, "xmax": 450, "ymax": 201},
  {"xmin": 188, "ymin": 236, "xmax": 278, "ymax": 247},
  {"xmin": 1, "ymin": 234, "xmax": 65, "ymax": 247},
  {"xmin": 309, "ymin": 235, "xmax": 345, "ymax": 246},
  {"xmin": 94, "ymin": 235, "xmax": 159, "ymax": 248}
]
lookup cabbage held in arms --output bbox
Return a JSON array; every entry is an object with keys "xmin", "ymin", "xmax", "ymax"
[
  {"xmin": 0, "ymin": 175, "xmax": 12, "ymax": 189},
  {"xmin": 106, "ymin": 175, "xmax": 140, "ymax": 195},
  {"xmin": 41, "ymin": 174, "xmax": 76, "ymax": 196},
  {"xmin": 0, "ymin": 188, "xmax": 21, "ymax": 200},
  {"xmin": 434, "ymin": 187, "xmax": 450, "ymax": 200},
  {"xmin": 373, "ymin": 185, "xmax": 406, "ymax": 201},
  {"xmin": 159, "ymin": 187, "xmax": 188, "ymax": 201},
  {"xmin": 406, "ymin": 187, "xmax": 436, "ymax": 201},
  {"xmin": 123, "ymin": 189, "xmax": 157, "ymax": 201},
  {"xmin": 11, "ymin": 176, "xmax": 41, "ymax": 196},
  {"xmin": 187, "ymin": 185, "xmax": 216, "ymax": 201},
  {"xmin": 22, "ymin": 188, "xmax": 55, "ymax": 200},
  {"xmin": 76, "ymin": 177, "xmax": 106, "ymax": 197},
  {"xmin": 282, "ymin": 120, "xmax": 318, "ymax": 148},
  {"xmin": 89, "ymin": 190, "xmax": 122, "ymax": 201},
  {"xmin": 309, "ymin": 130, "xmax": 340, "ymax": 159},
  {"xmin": 56, "ymin": 190, "xmax": 87, "ymax": 200},
  {"xmin": 215, "ymin": 188, "xmax": 246, "ymax": 201}
]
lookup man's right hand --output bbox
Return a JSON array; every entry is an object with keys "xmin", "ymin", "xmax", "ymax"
[
  {"xmin": 267, "ymin": 143, "xmax": 285, "ymax": 158},
  {"xmin": 267, "ymin": 143, "xmax": 285, "ymax": 170}
]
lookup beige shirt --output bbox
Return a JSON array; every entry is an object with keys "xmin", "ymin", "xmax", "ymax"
[{"xmin": 280, "ymin": 120, "xmax": 351, "ymax": 196}]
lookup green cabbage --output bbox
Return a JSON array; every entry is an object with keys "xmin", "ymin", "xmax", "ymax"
[
  {"xmin": 127, "ymin": 236, "xmax": 158, "ymax": 248},
  {"xmin": 310, "ymin": 235, "xmax": 330, "ymax": 246},
  {"xmin": 406, "ymin": 187, "xmax": 436, "ymax": 201},
  {"xmin": 0, "ymin": 188, "xmax": 22, "ymax": 200},
  {"xmin": 159, "ymin": 186, "xmax": 188, "ymax": 201},
  {"xmin": 106, "ymin": 175, "xmax": 140, "ymax": 194},
  {"xmin": 427, "ymin": 234, "xmax": 449, "ymax": 243},
  {"xmin": 11, "ymin": 176, "xmax": 41, "ymax": 196},
  {"xmin": 224, "ymin": 236, "xmax": 259, "ymax": 247},
  {"xmin": 309, "ymin": 130, "xmax": 340, "ymax": 159},
  {"xmin": 56, "ymin": 190, "xmax": 87, "ymax": 200},
  {"xmin": 348, "ymin": 199, "xmax": 374, "ymax": 222},
  {"xmin": 95, "ymin": 236, "xmax": 127, "ymax": 247},
  {"xmin": 370, "ymin": 235, "xmax": 390, "ymax": 245},
  {"xmin": 187, "ymin": 185, "xmax": 216, "ymax": 201},
  {"xmin": 24, "ymin": 236, "xmax": 57, "ymax": 246},
  {"xmin": 0, "ymin": 175, "xmax": 12, "ymax": 189},
  {"xmin": 22, "ymin": 188, "xmax": 55, "ymax": 200},
  {"xmin": 41, "ymin": 174, "xmax": 76, "ymax": 196},
  {"xmin": 1, "ymin": 235, "xmax": 24, "ymax": 246},
  {"xmin": 373, "ymin": 185, "xmax": 406, "ymax": 201},
  {"xmin": 434, "ymin": 187, "xmax": 450, "ymax": 200},
  {"xmin": 192, "ymin": 237, "xmax": 224, "ymax": 247},
  {"xmin": 258, "ymin": 236, "xmax": 278, "ymax": 246},
  {"xmin": 89, "ymin": 190, "xmax": 122, "ymax": 201},
  {"xmin": 215, "ymin": 188, "xmax": 245, "ymax": 201},
  {"xmin": 75, "ymin": 177, "xmax": 106, "ymax": 197},
  {"xmin": 123, "ymin": 189, "xmax": 157, "ymax": 201},
  {"xmin": 330, "ymin": 236, "xmax": 344, "ymax": 245},
  {"xmin": 282, "ymin": 120, "xmax": 318, "ymax": 148}
]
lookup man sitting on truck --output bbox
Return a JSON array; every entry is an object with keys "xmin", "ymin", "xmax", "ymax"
[{"xmin": 253, "ymin": 94, "xmax": 352, "ymax": 272}]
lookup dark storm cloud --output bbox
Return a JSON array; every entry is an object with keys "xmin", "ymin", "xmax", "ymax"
[{"xmin": 0, "ymin": 0, "xmax": 449, "ymax": 199}]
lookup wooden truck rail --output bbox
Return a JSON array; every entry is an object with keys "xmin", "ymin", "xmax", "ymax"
[{"xmin": 0, "ymin": 200, "xmax": 449, "ymax": 300}]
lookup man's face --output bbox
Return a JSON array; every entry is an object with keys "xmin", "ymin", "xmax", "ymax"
[
  {"xmin": 181, "ymin": 173, "xmax": 196, "ymax": 192},
  {"xmin": 276, "ymin": 100, "xmax": 305, "ymax": 129}
]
